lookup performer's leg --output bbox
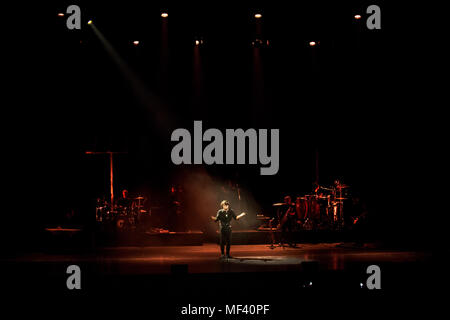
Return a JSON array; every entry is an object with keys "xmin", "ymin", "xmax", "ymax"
[
  {"xmin": 284, "ymin": 224, "xmax": 290, "ymax": 246},
  {"xmin": 288, "ymin": 222, "xmax": 296, "ymax": 247},
  {"xmin": 225, "ymin": 229, "xmax": 231, "ymax": 257},
  {"xmin": 280, "ymin": 224, "xmax": 287, "ymax": 246},
  {"xmin": 220, "ymin": 230, "xmax": 225, "ymax": 256}
]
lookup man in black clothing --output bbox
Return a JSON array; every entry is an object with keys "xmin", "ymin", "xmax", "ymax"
[
  {"xmin": 279, "ymin": 195, "xmax": 297, "ymax": 247},
  {"xmin": 117, "ymin": 189, "xmax": 132, "ymax": 211},
  {"xmin": 211, "ymin": 200, "xmax": 246, "ymax": 259}
]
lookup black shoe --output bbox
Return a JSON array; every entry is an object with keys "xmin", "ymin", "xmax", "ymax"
[
  {"xmin": 220, "ymin": 254, "xmax": 225, "ymax": 260},
  {"xmin": 226, "ymin": 255, "xmax": 233, "ymax": 259}
]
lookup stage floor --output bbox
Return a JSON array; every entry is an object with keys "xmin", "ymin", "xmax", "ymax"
[
  {"xmin": 1, "ymin": 242, "xmax": 431, "ymax": 275},
  {"xmin": 1, "ymin": 242, "xmax": 435, "ymax": 316}
]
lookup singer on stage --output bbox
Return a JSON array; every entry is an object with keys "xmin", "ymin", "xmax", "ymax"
[{"xmin": 211, "ymin": 200, "xmax": 246, "ymax": 259}]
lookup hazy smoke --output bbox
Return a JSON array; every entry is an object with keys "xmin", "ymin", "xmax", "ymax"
[{"xmin": 174, "ymin": 168, "xmax": 260, "ymax": 234}]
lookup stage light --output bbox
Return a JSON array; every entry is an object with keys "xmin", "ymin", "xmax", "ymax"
[
  {"xmin": 309, "ymin": 41, "xmax": 316, "ymax": 47},
  {"xmin": 252, "ymin": 38, "xmax": 270, "ymax": 48},
  {"xmin": 87, "ymin": 20, "xmax": 93, "ymax": 25},
  {"xmin": 57, "ymin": 13, "xmax": 64, "ymax": 17},
  {"xmin": 194, "ymin": 39, "xmax": 204, "ymax": 46},
  {"xmin": 133, "ymin": 40, "xmax": 139, "ymax": 46},
  {"xmin": 252, "ymin": 38, "xmax": 262, "ymax": 47},
  {"xmin": 161, "ymin": 12, "xmax": 168, "ymax": 18},
  {"xmin": 254, "ymin": 13, "xmax": 262, "ymax": 19},
  {"xmin": 354, "ymin": 14, "xmax": 362, "ymax": 20}
]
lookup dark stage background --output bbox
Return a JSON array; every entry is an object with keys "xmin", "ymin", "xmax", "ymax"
[{"xmin": 3, "ymin": 1, "xmax": 434, "ymax": 250}]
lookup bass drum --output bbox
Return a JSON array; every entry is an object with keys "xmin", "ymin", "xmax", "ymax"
[
  {"xmin": 306, "ymin": 195, "xmax": 320, "ymax": 222},
  {"xmin": 115, "ymin": 214, "xmax": 129, "ymax": 230},
  {"xmin": 295, "ymin": 197, "xmax": 308, "ymax": 220}
]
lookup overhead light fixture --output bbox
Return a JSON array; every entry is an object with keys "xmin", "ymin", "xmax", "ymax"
[
  {"xmin": 252, "ymin": 38, "xmax": 262, "ymax": 47},
  {"xmin": 354, "ymin": 14, "xmax": 362, "ymax": 20},
  {"xmin": 194, "ymin": 38, "xmax": 204, "ymax": 46},
  {"xmin": 87, "ymin": 20, "xmax": 93, "ymax": 25},
  {"xmin": 57, "ymin": 13, "xmax": 64, "ymax": 17},
  {"xmin": 161, "ymin": 12, "xmax": 168, "ymax": 18},
  {"xmin": 309, "ymin": 41, "xmax": 316, "ymax": 47},
  {"xmin": 251, "ymin": 38, "xmax": 270, "ymax": 48},
  {"xmin": 133, "ymin": 41, "xmax": 139, "ymax": 46},
  {"xmin": 254, "ymin": 13, "xmax": 262, "ymax": 19}
]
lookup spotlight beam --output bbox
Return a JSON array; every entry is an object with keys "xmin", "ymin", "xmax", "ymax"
[{"xmin": 88, "ymin": 23, "xmax": 173, "ymax": 132}]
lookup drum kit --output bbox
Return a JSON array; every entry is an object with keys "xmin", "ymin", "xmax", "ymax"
[
  {"xmin": 272, "ymin": 183, "xmax": 350, "ymax": 231},
  {"xmin": 95, "ymin": 196, "xmax": 149, "ymax": 230}
]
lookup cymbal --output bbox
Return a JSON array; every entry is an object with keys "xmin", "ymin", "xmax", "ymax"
[
  {"xmin": 272, "ymin": 202, "xmax": 285, "ymax": 206},
  {"xmin": 336, "ymin": 185, "xmax": 349, "ymax": 189},
  {"xmin": 335, "ymin": 197, "xmax": 348, "ymax": 200},
  {"xmin": 134, "ymin": 196, "xmax": 145, "ymax": 200}
]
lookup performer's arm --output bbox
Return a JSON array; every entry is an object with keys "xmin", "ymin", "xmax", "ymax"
[
  {"xmin": 236, "ymin": 212, "xmax": 246, "ymax": 220},
  {"xmin": 211, "ymin": 211, "xmax": 219, "ymax": 222}
]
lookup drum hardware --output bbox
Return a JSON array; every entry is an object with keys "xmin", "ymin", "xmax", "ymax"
[
  {"xmin": 116, "ymin": 217, "xmax": 126, "ymax": 229},
  {"xmin": 95, "ymin": 194, "xmax": 149, "ymax": 230},
  {"xmin": 302, "ymin": 218, "xmax": 313, "ymax": 230},
  {"xmin": 284, "ymin": 182, "xmax": 351, "ymax": 230},
  {"xmin": 268, "ymin": 218, "xmax": 277, "ymax": 249}
]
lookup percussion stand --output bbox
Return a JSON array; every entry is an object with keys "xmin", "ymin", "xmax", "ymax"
[
  {"xmin": 85, "ymin": 151, "xmax": 127, "ymax": 207},
  {"xmin": 338, "ymin": 188, "xmax": 345, "ymax": 230},
  {"xmin": 268, "ymin": 210, "xmax": 287, "ymax": 250},
  {"xmin": 268, "ymin": 218, "xmax": 276, "ymax": 249}
]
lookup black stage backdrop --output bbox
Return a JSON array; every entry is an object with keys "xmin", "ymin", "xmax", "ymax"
[{"xmin": 4, "ymin": 1, "xmax": 435, "ymax": 250}]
